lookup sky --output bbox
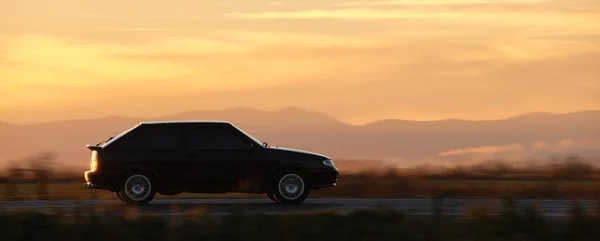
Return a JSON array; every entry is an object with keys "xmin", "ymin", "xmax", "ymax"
[{"xmin": 1, "ymin": 0, "xmax": 599, "ymax": 124}]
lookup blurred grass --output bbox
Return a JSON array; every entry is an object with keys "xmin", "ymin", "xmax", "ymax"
[
  {"xmin": 1, "ymin": 179, "xmax": 600, "ymax": 200},
  {"xmin": 2, "ymin": 153, "xmax": 600, "ymax": 200},
  {"xmin": 313, "ymin": 178, "xmax": 600, "ymax": 199},
  {"xmin": 0, "ymin": 182, "xmax": 259, "ymax": 200},
  {"xmin": 1, "ymin": 203, "xmax": 600, "ymax": 241}
]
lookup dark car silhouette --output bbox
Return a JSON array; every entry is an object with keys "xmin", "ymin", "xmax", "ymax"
[{"xmin": 84, "ymin": 121, "xmax": 339, "ymax": 205}]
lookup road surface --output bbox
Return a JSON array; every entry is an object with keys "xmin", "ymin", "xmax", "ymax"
[{"xmin": 0, "ymin": 198, "xmax": 597, "ymax": 217}]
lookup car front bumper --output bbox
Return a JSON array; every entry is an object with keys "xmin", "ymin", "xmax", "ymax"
[{"xmin": 309, "ymin": 168, "xmax": 339, "ymax": 189}]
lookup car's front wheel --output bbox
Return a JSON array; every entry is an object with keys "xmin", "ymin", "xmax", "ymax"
[
  {"xmin": 118, "ymin": 173, "xmax": 156, "ymax": 205},
  {"xmin": 272, "ymin": 171, "xmax": 309, "ymax": 205}
]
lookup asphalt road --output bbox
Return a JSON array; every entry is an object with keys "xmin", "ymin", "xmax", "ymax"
[{"xmin": 0, "ymin": 198, "xmax": 598, "ymax": 217}]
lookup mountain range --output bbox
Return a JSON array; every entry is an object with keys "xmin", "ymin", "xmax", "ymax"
[{"xmin": 1, "ymin": 107, "xmax": 599, "ymax": 170}]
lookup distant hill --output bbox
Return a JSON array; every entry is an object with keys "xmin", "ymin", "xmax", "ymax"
[
  {"xmin": 159, "ymin": 106, "xmax": 350, "ymax": 131},
  {"xmin": 1, "ymin": 108, "xmax": 599, "ymax": 169}
]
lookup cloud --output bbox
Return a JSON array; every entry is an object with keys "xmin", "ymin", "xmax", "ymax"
[
  {"xmin": 0, "ymin": 35, "xmax": 198, "ymax": 79},
  {"xmin": 225, "ymin": 0, "xmax": 599, "ymax": 35},
  {"xmin": 1, "ymin": 0, "xmax": 599, "ymax": 124},
  {"xmin": 227, "ymin": 9, "xmax": 476, "ymax": 19},
  {"xmin": 2, "ymin": 27, "xmax": 599, "ymax": 124},
  {"xmin": 79, "ymin": 13, "xmax": 211, "ymax": 20},
  {"xmin": 330, "ymin": 0, "xmax": 600, "ymax": 13},
  {"xmin": 266, "ymin": 1, "xmax": 287, "ymax": 6},
  {"xmin": 227, "ymin": 8, "xmax": 598, "ymax": 21},
  {"xmin": 78, "ymin": 13, "xmax": 117, "ymax": 19},
  {"xmin": 437, "ymin": 139, "xmax": 600, "ymax": 163},
  {"xmin": 224, "ymin": 8, "xmax": 600, "ymax": 36},
  {"xmin": 218, "ymin": 30, "xmax": 385, "ymax": 48},
  {"xmin": 333, "ymin": 0, "xmax": 546, "ymax": 7},
  {"xmin": 101, "ymin": 28, "xmax": 178, "ymax": 31},
  {"xmin": 438, "ymin": 144, "xmax": 524, "ymax": 156}
]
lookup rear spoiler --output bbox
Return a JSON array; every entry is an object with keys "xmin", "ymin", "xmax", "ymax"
[{"xmin": 86, "ymin": 144, "xmax": 103, "ymax": 151}]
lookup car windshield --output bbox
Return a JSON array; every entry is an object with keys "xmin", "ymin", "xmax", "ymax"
[{"xmin": 231, "ymin": 124, "xmax": 263, "ymax": 146}]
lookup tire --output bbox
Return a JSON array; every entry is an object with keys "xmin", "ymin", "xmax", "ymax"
[
  {"xmin": 272, "ymin": 170, "xmax": 310, "ymax": 205},
  {"xmin": 266, "ymin": 192, "xmax": 280, "ymax": 203},
  {"xmin": 118, "ymin": 173, "xmax": 156, "ymax": 205}
]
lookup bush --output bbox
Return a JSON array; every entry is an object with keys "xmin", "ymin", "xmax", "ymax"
[{"xmin": 1, "ymin": 206, "xmax": 600, "ymax": 241}]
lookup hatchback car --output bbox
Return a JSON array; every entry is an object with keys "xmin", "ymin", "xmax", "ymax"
[{"xmin": 84, "ymin": 121, "xmax": 339, "ymax": 205}]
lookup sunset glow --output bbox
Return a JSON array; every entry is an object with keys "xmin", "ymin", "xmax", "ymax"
[{"xmin": 1, "ymin": 0, "xmax": 599, "ymax": 124}]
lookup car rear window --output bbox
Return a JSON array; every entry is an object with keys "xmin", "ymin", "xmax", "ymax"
[{"xmin": 117, "ymin": 125, "xmax": 180, "ymax": 150}]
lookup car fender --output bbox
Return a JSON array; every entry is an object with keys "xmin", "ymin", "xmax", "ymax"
[
  {"xmin": 271, "ymin": 161, "xmax": 306, "ymax": 174},
  {"xmin": 270, "ymin": 161, "xmax": 312, "ymax": 183},
  {"xmin": 121, "ymin": 165, "xmax": 162, "ymax": 185}
]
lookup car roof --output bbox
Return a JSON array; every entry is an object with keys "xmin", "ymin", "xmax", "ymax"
[
  {"xmin": 99, "ymin": 120, "xmax": 260, "ymax": 148},
  {"xmin": 139, "ymin": 120, "xmax": 231, "ymax": 125}
]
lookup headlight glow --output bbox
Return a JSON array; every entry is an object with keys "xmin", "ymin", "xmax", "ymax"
[{"xmin": 323, "ymin": 159, "xmax": 335, "ymax": 167}]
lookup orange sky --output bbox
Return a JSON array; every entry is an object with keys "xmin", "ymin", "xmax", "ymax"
[{"xmin": 1, "ymin": 0, "xmax": 599, "ymax": 124}]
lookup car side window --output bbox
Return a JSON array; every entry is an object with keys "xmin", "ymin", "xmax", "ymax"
[
  {"xmin": 118, "ymin": 125, "xmax": 180, "ymax": 150},
  {"xmin": 187, "ymin": 128, "xmax": 250, "ymax": 150}
]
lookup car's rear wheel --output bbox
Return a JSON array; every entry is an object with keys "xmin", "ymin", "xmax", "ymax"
[
  {"xmin": 272, "ymin": 171, "xmax": 309, "ymax": 205},
  {"xmin": 118, "ymin": 173, "xmax": 156, "ymax": 205}
]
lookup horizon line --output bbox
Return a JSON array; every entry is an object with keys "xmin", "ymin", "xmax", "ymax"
[{"xmin": 2, "ymin": 106, "xmax": 599, "ymax": 126}]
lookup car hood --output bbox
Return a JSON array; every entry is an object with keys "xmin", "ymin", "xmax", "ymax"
[{"xmin": 265, "ymin": 146, "xmax": 329, "ymax": 161}]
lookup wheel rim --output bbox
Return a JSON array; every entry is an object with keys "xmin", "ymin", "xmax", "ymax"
[
  {"xmin": 124, "ymin": 174, "xmax": 152, "ymax": 201},
  {"xmin": 278, "ymin": 174, "xmax": 304, "ymax": 200}
]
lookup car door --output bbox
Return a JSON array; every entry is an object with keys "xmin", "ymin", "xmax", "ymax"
[
  {"xmin": 183, "ymin": 124, "xmax": 255, "ymax": 192},
  {"xmin": 113, "ymin": 124, "xmax": 187, "ymax": 190}
]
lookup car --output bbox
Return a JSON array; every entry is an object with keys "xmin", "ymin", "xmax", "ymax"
[{"xmin": 84, "ymin": 121, "xmax": 339, "ymax": 205}]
